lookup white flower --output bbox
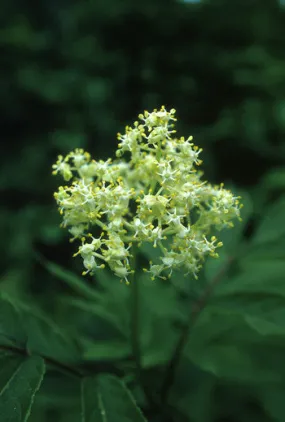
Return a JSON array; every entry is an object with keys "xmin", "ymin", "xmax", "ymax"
[
  {"xmin": 157, "ymin": 161, "xmax": 178, "ymax": 185},
  {"xmin": 133, "ymin": 218, "xmax": 151, "ymax": 238},
  {"xmin": 69, "ymin": 149, "xmax": 90, "ymax": 168},
  {"xmin": 149, "ymin": 226, "xmax": 164, "ymax": 247},
  {"xmin": 53, "ymin": 106, "xmax": 242, "ymax": 281},
  {"xmin": 52, "ymin": 156, "xmax": 73, "ymax": 181}
]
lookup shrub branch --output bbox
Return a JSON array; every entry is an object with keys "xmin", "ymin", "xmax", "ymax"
[{"xmin": 160, "ymin": 256, "xmax": 234, "ymax": 405}]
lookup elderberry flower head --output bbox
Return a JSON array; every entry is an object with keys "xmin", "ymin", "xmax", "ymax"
[{"xmin": 52, "ymin": 107, "xmax": 242, "ymax": 283}]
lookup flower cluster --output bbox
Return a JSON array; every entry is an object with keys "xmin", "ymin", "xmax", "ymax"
[{"xmin": 52, "ymin": 107, "xmax": 242, "ymax": 282}]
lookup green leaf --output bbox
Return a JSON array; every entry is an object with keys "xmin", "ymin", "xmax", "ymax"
[
  {"xmin": 34, "ymin": 253, "xmax": 100, "ymax": 301},
  {"xmin": 0, "ymin": 295, "xmax": 80, "ymax": 366},
  {"xmin": 62, "ymin": 297, "xmax": 130, "ymax": 361},
  {"xmin": 213, "ymin": 260, "xmax": 285, "ymax": 320},
  {"xmin": 186, "ymin": 307, "xmax": 285, "ymax": 383},
  {"xmin": 83, "ymin": 339, "xmax": 130, "ymax": 361},
  {"xmin": 215, "ymin": 260, "xmax": 285, "ymax": 300},
  {"xmin": 198, "ymin": 260, "xmax": 285, "ymax": 385},
  {"xmin": 135, "ymin": 274, "xmax": 185, "ymax": 368},
  {"xmin": 21, "ymin": 308, "xmax": 81, "ymax": 365},
  {"xmin": 0, "ymin": 296, "xmax": 26, "ymax": 347},
  {"xmin": 0, "ymin": 355, "xmax": 45, "ymax": 421},
  {"xmin": 33, "ymin": 371, "xmax": 81, "ymax": 410},
  {"xmin": 240, "ymin": 238, "xmax": 285, "ymax": 263},
  {"xmin": 251, "ymin": 196, "xmax": 285, "ymax": 245},
  {"xmin": 0, "ymin": 353, "xmax": 25, "ymax": 393},
  {"xmin": 81, "ymin": 374, "xmax": 147, "ymax": 422},
  {"xmin": 65, "ymin": 298, "xmax": 128, "ymax": 335}
]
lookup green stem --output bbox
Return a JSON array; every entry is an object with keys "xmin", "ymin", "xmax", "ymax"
[
  {"xmin": 129, "ymin": 246, "xmax": 162, "ymax": 411},
  {"xmin": 130, "ymin": 246, "xmax": 142, "ymax": 383},
  {"xmin": 160, "ymin": 256, "xmax": 234, "ymax": 405}
]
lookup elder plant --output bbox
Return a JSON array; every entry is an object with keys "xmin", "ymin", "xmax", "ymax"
[{"xmin": 52, "ymin": 107, "xmax": 242, "ymax": 283}]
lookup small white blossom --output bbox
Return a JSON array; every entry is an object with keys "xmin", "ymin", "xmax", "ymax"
[{"xmin": 53, "ymin": 106, "xmax": 242, "ymax": 282}]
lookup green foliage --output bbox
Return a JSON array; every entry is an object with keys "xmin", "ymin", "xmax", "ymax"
[
  {"xmin": 0, "ymin": 294, "xmax": 147, "ymax": 421},
  {"xmin": 0, "ymin": 355, "xmax": 45, "ymax": 421},
  {"xmin": 81, "ymin": 375, "xmax": 147, "ymax": 422},
  {"xmin": 2, "ymin": 186, "xmax": 285, "ymax": 421},
  {"xmin": 2, "ymin": 0, "xmax": 285, "ymax": 420}
]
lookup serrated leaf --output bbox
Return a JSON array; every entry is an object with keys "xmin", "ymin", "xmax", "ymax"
[
  {"xmin": 186, "ymin": 307, "xmax": 285, "ymax": 383},
  {"xmin": 62, "ymin": 297, "xmax": 130, "ymax": 361},
  {"xmin": 212, "ymin": 261, "xmax": 285, "ymax": 321},
  {"xmin": 214, "ymin": 261, "xmax": 285, "ymax": 299},
  {"xmin": 33, "ymin": 371, "xmax": 81, "ymax": 409},
  {"xmin": 35, "ymin": 254, "xmax": 100, "ymax": 301},
  {"xmin": 0, "ymin": 353, "xmax": 25, "ymax": 393},
  {"xmin": 135, "ymin": 274, "xmax": 185, "ymax": 368},
  {"xmin": 22, "ymin": 309, "xmax": 81, "ymax": 364},
  {"xmin": 244, "ymin": 314, "xmax": 285, "ymax": 337},
  {"xmin": 200, "ymin": 260, "xmax": 285, "ymax": 386},
  {"xmin": 240, "ymin": 237, "xmax": 285, "ymax": 263},
  {"xmin": 0, "ymin": 295, "xmax": 80, "ymax": 366},
  {"xmin": 65, "ymin": 298, "xmax": 128, "ymax": 335},
  {"xmin": 0, "ymin": 296, "xmax": 26, "ymax": 347},
  {"xmin": 0, "ymin": 355, "xmax": 45, "ymax": 421},
  {"xmin": 252, "ymin": 196, "xmax": 285, "ymax": 245},
  {"xmin": 81, "ymin": 374, "xmax": 147, "ymax": 422}
]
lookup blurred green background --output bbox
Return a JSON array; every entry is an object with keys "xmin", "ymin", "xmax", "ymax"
[
  {"xmin": 1, "ymin": 0, "xmax": 285, "ymax": 302},
  {"xmin": 1, "ymin": 0, "xmax": 285, "ymax": 419}
]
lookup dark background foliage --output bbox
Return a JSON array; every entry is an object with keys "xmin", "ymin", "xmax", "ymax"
[{"xmin": 1, "ymin": 0, "xmax": 285, "ymax": 421}]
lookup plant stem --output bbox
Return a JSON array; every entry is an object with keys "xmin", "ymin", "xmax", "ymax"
[
  {"xmin": 0, "ymin": 344, "xmax": 83, "ymax": 378},
  {"xmin": 130, "ymin": 246, "xmax": 142, "ymax": 383},
  {"xmin": 160, "ymin": 256, "xmax": 234, "ymax": 405},
  {"xmin": 129, "ymin": 248, "xmax": 160, "ymax": 411}
]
